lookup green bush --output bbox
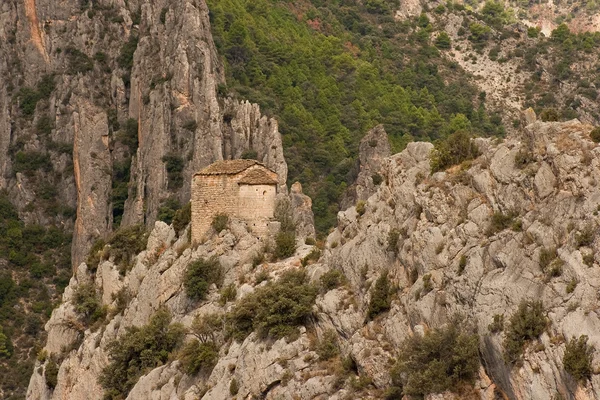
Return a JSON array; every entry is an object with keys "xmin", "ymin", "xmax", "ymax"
[
  {"xmin": 229, "ymin": 378, "xmax": 239, "ymax": 395},
  {"xmin": 219, "ymin": 283, "xmax": 237, "ymax": 305},
  {"xmin": 0, "ymin": 326, "xmax": 11, "ymax": 358},
  {"xmin": 316, "ymin": 329, "xmax": 340, "ymax": 361},
  {"xmin": 162, "ymin": 153, "xmax": 184, "ymax": 189},
  {"xmin": 486, "ymin": 211, "xmax": 516, "ymax": 236},
  {"xmin": 563, "ymin": 335, "xmax": 594, "ymax": 382},
  {"xmin": 99, "ymin": 309, "xmax": 185, "ymax": 399},
  {"xmin": 590, "ymin": 127, "xmax": 600, "ymax": 143},
  {"xmin": 576, "ymin": 224, "xmax": 596, "ymax": 248},
  {"xmin": 430, "ymin": 131, "xmax": 480, "ymax": 173},
  {"xmin": 504, "ymin": 301, "xmax": 547, "ymax": 364},
  {"xmin": 86, "ymin": 238, "xmax": 106, "ymax": 271},
  {"xmin": 356, "ymin": 200, "xmax": 366, "ymax": 216},
  {"xmin": 539, "ymin": 247, "xmax": 557, "ymax": 272},
  {"xmin": 275, "ymin": 231, "xmax": 296, "ymax": 259},
  {"xmin": 371, "ymin": 173, "xmax": 383, "ymax": 185},
  {"xmin": 184, "ymin": 257, "xmax": 223, "ymax": 300},
  {"xmin": 45, "ymin": 359, "xmax": 59, "ymax": 389},
  {"xmin": 367, "ymin": 271, "xmax": 391, "ymax": 320},
  {"xmin": 179, "ymin": 340, "xmax": 218, "ymax": 375},
  {"xmin": 73, "ymin": 283, "xmax": 105, "ymax": 324},
  {"xmin": 228, "ymin": 270, "xmax": 317, "ymax": 341},
  {"xmin": 390, "ymin": 317, "xmax": 480, "ymax": 397},
  {"xmin": 488, "ymin": 314, "xmax": 504, "ymax": 333},
  {"xmin": 157, "ymin": 198, "xmax": 181, "ymax": 225},
  {"xmin": 182, "ymin": 119, "xmax": 197, "ymax": 131},
  {"xmin": 514, "ymin": 148, "xmax": 534, "ymax": 168},
  {"xmin": 241, "ymin": 149, "xmax": 258, "ymax": 160},
  {"xmin": 36, "ymin": 114, "xmax": 54, "ymax": 136},
  {"xmin": 172, "ymin": 202, "xmax": 191, "ymax": 233},
  {"xmin": 211, "ymin": 213, "xmax": 229, "ymax": 233},
  {"xmin": 435, "ymin": 31, "xmax": 451, "ymax": 49},
  {"xmin": 320, "ymin": 269, "xmax": 344, "ymax": 291},
  {"xmin": 117, "ymin": 34, "xmax": 139, "ymax": 70},
  {"xmin": 387, "ymin": 229, "xmax": 400, "ymax": 253},
  {"xmin": 13, "ymin": 151, "xmax": 52, "ymax": 175},
  {"xmin": 107, "ymin": 225, "xmax": 148, "ymax": 272},
  {"xmin": 17, "ymin": 87, "xmax": 41, "ymax": 116},
  {"xmin": 65, "ymin": 47, "xmax": 94, "ymax": 74}
]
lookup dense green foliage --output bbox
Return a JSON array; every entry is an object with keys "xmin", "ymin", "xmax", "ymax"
[
  {"xmin": 320, "ymin": 269, "xmax": 345, "ymax": 291},
  {"xmin": 367, "ymin": 270, "xmax": 392, "ymax": 320},
  {"xmin": 45, "ymin": 359, "xmax": 59, "ymax": 390},
  {"xmin": 316, "ymin": 329, "xmax": 340, "ymax": 361},
  {"xmin": 228, "ymin": 270, "xmax": 317, "ymax": 340},
  {"xmin": 184, "ymin": 257, "xmax": 224, "ymax": 300},
  {"xmin": 563, "ymin": 335, "xmax": 594, "ymax": 383},
  {"xmin": 179, "ymin": 341, "xmax": 219, "ymax": 375},
  {"xmin": 99, "ymin": 309, "xmax": 185, "ymax": 399},
  {"xmin": 390, "ymin": 317, "xmax": 480, "ymax": 397},
  {"xmin": 504, "ymin": 301, "xmax": 547, "ymax": 364},
  {"xmin": 430, "ymin": 130, "xmax": 480, "ymax": 172},
  {"xmin": 274, "ymin": 198, "xmax": 297, "ymax": 258},
  {"xmin": 0, "ymin": 188, "xmax": 71, "ymax": 397},
  {"xmin": 207, "ymin": 0, "xmax": 503, "ymax": 233},
  {"xmin": 173, "ymin": 202, "xmax": 191, "ymax": 234},
  {"xmin": 72, "ymin": 283, "xmax": 105, "ymax": 325}
]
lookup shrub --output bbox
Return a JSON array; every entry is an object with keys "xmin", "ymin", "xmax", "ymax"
[
  {"xmin": 184, "ymin": 257, "xmax": 223, "ymax": 300},
  {"xmin": 162, "ymin": 153, "xmax": 184, "ymax": 189},
  {"xmin": 45, "ymin": 359, "xmax": 59, "ymax": 389},
  {"xmin": 563, "ymin": 335, "xmax": 594, "ymax": 382},
  {"xmin": 371, "ymin": 173, "xmax": 383, "ymax": 185},
  {"xmin": 228, "ymin": 270, "xmax": 317, "ymax": 340},
  {"xmin": 316, "ymin": 329, "xmax": 340, "ymax": 361},
  {"xmin": 274, "ymin": 198, "xmax": 295, "ymax": 233},
  {"xmin": 539, "ymin": 247, "xmax": 557, "ymax": 272},
  {"xmin": 486, "ymin": 211, "xmax": 516, "ymax": 236},
  {"xmin": 157, "ymin": 198, "xmax": 181, "ymax": 225},
  {"xmin": 458, "ymin": 254, "xmax": 467, "ymax": 274},
  {"xmin": 430, "ymin": 131, "xmax": 480, "ymax": 173},
  {"xmin": 229, "ymin": 378, "xmax": 239, "ymax": 395},
  {"xmin": 172, "ymin": 202, "xmax": 191, "ymax": 233},
  {"xmin": 590, "ymin": 127, "xmax": 600, "ymax": 143},
  {"xmin": 275, "ymin": 231, "xmax": 296, "ymax": 259},
  {"xmin": 117, "ymin": 34, "xmax": 138, "ymax": 70},
  {"xmin": 488, "ymin": 314, "xmax": 504, "ymax": 333},
  {"xmin": 73, "ymin": 283, "xmax": 105, "ymax": 324},
  {"xmin": 576, "ymin": 224, "xmax": 596, "ymax": 248},
  {"xmin": 504, "ymin": 301, "xmax": 547, "ymax": 364},
  {"xmin": 211, "ymin": 213, "xmax": 229, "ymax": 233},
  {"xmin": 514, "ymin": 148, "xmax": 534, "ymax": 168},
  {"xmin": 36, "ymin": 114, "xmax": 54, "ymax": 135},
  {"xmin": 320, "ymin": 269, "xmax": 344, "ymax": 291},
  {"xmin": 86, "ymin": 238, "xmax": 106, "ymax": 271},
  {"xmin": 179, "ymin": 340, "xmax": 218, "ymax": 375},
  {"xmin": 191, "ymin": 313, "xmax": 224, "ymax": 344},
  {"xmin": 391, "ymin": 317, "xmax": 480, "ymax": 397},
  {"xmin": 356, "ymin": 200, "xmax": 366, "ymax": 216},
  {"xmin": 13, "ymin": 151, "xmax": 52, "ymax": 175},
  {"xmin": 435, "ymin": 31, "xmax": 451, "ymax": 49},
  {"xmin": 566, "ymin": 278, "xmax": 577, "ymax": 294},
  {"xmin": 107, "ymin": 225, "xmax": 148, "ymax": 272},
  {"xmin": 0, "ymin": 326, "xmax": 11, "ymax": 358},
  {"xmin": 182, "ymin": 119, "xmax": 197, "ymax": 131},
  {"xmin": 367, "ymin": 271, "xmax": 391, "ymax": 320},
  {"xmin": 387, "ymin": 229, "xmax": 400, "ymax": 254},
  {"xmin": 65, "ymin": 47, "xmax": 94, "ymax": 74},
  {"xmin": 241, "ymin": 149, "xmax": 258, "ymax": 160},
  {"xmin": 117, "ymin": 118, "xmax": 139, "ymax": 149},
  {"xmin": 219, "ymin": 283, "xmax": 237, "ymax": 305},
  {"xmin": 99, "ymin": 309, "xmax": 185, "ymax": 399},
  {"xmin": 17, "ymin": 87, "xmax": 40, "ymax": 116}
]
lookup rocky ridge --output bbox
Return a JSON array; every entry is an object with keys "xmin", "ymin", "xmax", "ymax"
[{"xmin": 28, "ymin": 117, "xmax": 600, "ymax": 400}]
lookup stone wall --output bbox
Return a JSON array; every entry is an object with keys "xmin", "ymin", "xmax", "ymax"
[
  {"xmin": 191, "ymin": 166, "xmax": 279, "ymax": 242},
  {"xmin": 191, "ymin": 174, "xmax": 238, "ymax": 243}
]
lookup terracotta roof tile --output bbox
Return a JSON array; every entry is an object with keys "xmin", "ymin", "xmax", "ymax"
[
  {"xmin": 196, "ymin": 159, "xmax": 264, "ymax": 176},
  {"xmin": 237, "ymin": 168, "xmax": 278, "ymax": 185}
]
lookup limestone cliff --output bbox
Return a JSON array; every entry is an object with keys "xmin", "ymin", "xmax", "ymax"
[
  {"xmin": 28, "ymin": 119, "xmax": 600, "ymax": 400},
  {"xmin": 0, "ymin": 0, "xmax": 287, "ymax": 270}
]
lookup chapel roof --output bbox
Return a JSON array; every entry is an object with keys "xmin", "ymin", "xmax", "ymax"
[
  {"xmin": 237, "ymin": 168, "xmax": 278, "ymax": 185},
  {"xmin": 195, "ymin": 159, "xmax": 276, "ymax": 184}
]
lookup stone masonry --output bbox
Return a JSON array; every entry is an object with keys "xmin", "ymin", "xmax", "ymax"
[{"xmin": 191, "ymin": 160, "xmax": 278, "ymax": 242}]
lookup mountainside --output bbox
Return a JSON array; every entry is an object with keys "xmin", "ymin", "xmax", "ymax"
[
  {"xmin": 2, "ymin": 0, "xmax": 600, "ymax": 399},
  {"xmin": 26, "ymin": 117, "xmax": 600, "ymax": 400}
]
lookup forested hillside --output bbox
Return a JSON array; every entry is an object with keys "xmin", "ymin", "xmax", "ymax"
[{"xmin": 207, "ymin": 0, "xmax": 504, "ymax": 232}]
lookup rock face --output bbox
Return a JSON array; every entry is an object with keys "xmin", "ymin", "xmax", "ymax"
[
  {"xmin": 28, "ymin": 119, "xmax": 600, "ymax": 400},
  {"xmin": 0, "ymin": 0, "xmax": 288, "ymax": 268},
  {"xmin": 341, "ymin": 124, "xmax": 391, "ymax": 210}
]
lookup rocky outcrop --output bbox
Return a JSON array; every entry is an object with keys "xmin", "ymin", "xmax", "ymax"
[
  {"xmin": 29, "ymin": 119, "xmax": 600, "ymax": 400},
  {"xmin": 0, "ymin": 0, "xmax": 291, "ymax": 268},
  {"xmin": 341, "ymin": 124, "xmax": 391, "ymax": 210}
]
